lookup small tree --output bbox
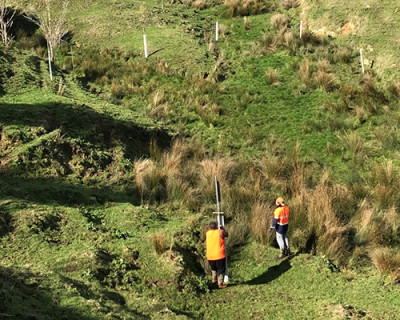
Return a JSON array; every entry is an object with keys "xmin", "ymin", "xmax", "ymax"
[
  {"xmin": 0, "ymin": 0, "xmax": 16, "ymax": 48},
  {"xmin": 25, "ymin": 0, "xmax": 69, "ymax": 62}
]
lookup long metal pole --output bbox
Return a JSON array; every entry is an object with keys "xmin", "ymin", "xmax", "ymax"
[{"xmin": 215, "ymin": 176, "xmax": 228, "ymax": 283}]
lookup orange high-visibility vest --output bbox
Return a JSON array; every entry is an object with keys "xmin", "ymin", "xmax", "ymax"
[
  {"xmin": 274, "ymin": 206, "xmax": 289, "ymax": 225},
  {"xmin": 206, "ymin": 229, "xmax": 226, "ymax": 261}
]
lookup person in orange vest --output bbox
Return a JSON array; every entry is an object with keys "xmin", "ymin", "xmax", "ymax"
[
  {"xmin": 271, "ymin": 197, "xmax": 290, "ymax": 259},
  {"xmin": 206, "ymin": 221, "xmax": 229, "ymax": 289}
]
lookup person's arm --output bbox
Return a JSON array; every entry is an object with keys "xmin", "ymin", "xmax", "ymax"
[
  {"xmin": 271, "ymin": 207, "xmax": 280, "ymax": 229},
  {"xmin": 219, "ymin": 227, "xmax": 228, "ymax": 238}
]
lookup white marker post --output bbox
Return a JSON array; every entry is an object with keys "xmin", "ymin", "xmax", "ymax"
[
  {"xmin": 360, "ymin": 48, "xmax": 365, "ymax": 73},
  {"xmin": 143, "ymin": 34, "xmax": 148, "ymax": 59},
  {"xmin": 300, "ymin": 20, "xmax": 303, "ymax": 39},
  {"xmin": 216, "ymin": 22, "xmax": 219, "ymax": 42},
  {"xmin": 47, "ymin": 46, "xmax": 53, "ymax": 81},
  {"xmin": 214, "ymin": 176, "xmax": 228, "ymax": 283}
]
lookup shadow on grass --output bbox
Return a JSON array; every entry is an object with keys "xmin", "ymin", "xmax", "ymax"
[
  {"xmin": 0, "ymin": 266, "xmax": 148, "ymax": 320},
  {"xmin": 245, "ymin": 253, "xmax": 297, "ymax": 286},
  {"xmin": 0, "ymin": 174, "xmax": 139, "ymax": 207},
  {"xmin": 0, "ymin": 101, "xmax": 171, "ymax": 159}
]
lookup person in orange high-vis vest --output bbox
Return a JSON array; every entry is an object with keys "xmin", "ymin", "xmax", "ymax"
[
  {"xmin": 206, "ymin": 221, "xmax": 228, "ymax": 289},
  {"xmin": 271, "ymin": 197, "xmax": 290, "ymax": 259}
]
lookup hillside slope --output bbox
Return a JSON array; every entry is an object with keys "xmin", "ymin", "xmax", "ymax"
[{"xmin": 1, "ymin": 0, "xmax": 400, "ymax": 319}]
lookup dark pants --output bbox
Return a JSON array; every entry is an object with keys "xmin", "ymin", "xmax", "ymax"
[{"xmin": 208, "ymin": 258, "xmax": 226, "ymax": 282}]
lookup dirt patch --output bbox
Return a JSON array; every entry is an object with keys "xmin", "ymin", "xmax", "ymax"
[{"xmin": 341, "ymin": 21, "xmax": 355, "ymax": 36}]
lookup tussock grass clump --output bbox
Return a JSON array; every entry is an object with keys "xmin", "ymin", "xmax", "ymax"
[
  {"xmin": 354, "ymin": 200, "xmax": 400, "ymax": 246},
  {"xmin": 305, "ymin": 172, "xmax": 353, "ymax": 265},
  {"xmin": 265, "ymin": 67, "xmax": 279, "ymax": 85},
  {"xmin": 148, "ymin": 89, "xmax": 168, "ymax": 119},
  {"xmin": 370, "ymin": 161, "xmax": 400, "ymax": 209},
  {"xmin": 153, "ymin": 232, "xmax": 167, "ymax": 254},
  {"xmin": 259, "ymin": 32, "xmax": 278, "ymax": 52},
  {"xmin": 282, "ymin": 0, "xmax": 299, "ymax": 10},
  {"xmin": 199, "ymin": 158, "xmax": 238, "ymax": 200},
  {"xmin": 243, "ymin": 16, "xmax": 251, "ymax": 30},
  {"xmin": 226, "ymin": 219, "xmax": 249, "ymax": 248},
  {"xmin": 337, "ymin": 131, "xmax": 372, "ymax": 160},
  {"xmin": 270, "ymin": 14, "xmax": 289, "ymax": 30},
  {"xmin": 224, "ymin": 0, "xmax": 274, "ymax": 17},
  {"xmin": 370, "ymin": 247, "xmax": 400, "ymax": 283},
  {"xmin": 314, "ymin": 70, "xmax": 337, "ymax": 92},
  {"xmin": 134, "ymin": 159, "xmax": 165, "ymax": 204},
  {"xmin": 388, "ymin": 82, "xmax": 400, "ymax": 99},
  {"xmin": 249, "ymin": 201, "xmax": 272, "ymax": 244},
  {"xmin": 336, "ymin": 46, "xmax": 353, "ymax": 63},
  {"xmin": 299, "ymin": 58, "xmax": 311, "ymax": 89}
]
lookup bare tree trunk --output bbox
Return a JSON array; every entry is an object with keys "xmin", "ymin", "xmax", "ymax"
[
  {"xmin": 0, "ymin": 1, "xmax": 15, "ymax": 48},
  {"xmin": 24, "ymin": 0, "xmax": 69, "ymax": 62}
]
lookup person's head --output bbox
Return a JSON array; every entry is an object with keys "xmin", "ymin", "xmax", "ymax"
[
  {"xmin": 209, "ymin": 221, "xmax": 218, "ymax": 230},
  {"xmin": 276, "ymin": 197, "xmax": 284, "ymax": 206}
]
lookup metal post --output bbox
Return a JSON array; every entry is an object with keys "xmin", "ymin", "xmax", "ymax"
[
  {"xmin": 300, "ymin": 20, "xmax": 303, "ymax": 39},
  {"xmin": 214, "ymin": 176, "xmax": 228, "ymax": 283},
  {"xmin": 144, "ymin": 34, "xmax": 148, "ymax": 59},
  {"xmin": 47, "ymin": 45, "xmax": 53, "ymax": 81}
]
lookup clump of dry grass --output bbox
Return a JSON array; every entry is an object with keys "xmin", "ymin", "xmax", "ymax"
[
  {"xmin": 249, "ymin": 201, "xmax": 273, "ymax": 244},
  {"xmin": 314, "ymin": 70, "xmax": 337, "ymax": 92},
  {"xmin": 259, "ymin": 32, "xmax": 278, "ymax": 52},
  {"xmin": 270, "ymin": 14, "xmax": 289, "ymax": 30},
  {"xmin": 265, "ymin": 67, "xmax": 280, "ymax": 85},
  {"xmin": 134, "ymin": 159, "xmax": 165, "ymax": 204},
  {"xmin": 337, "ymin": 46, "xmax": 353, "ymax": 63},
  {"xmin": 337, "ymin": 131, "xmax": 372, "ymax": 160},
  {"xmin": 299, "ymin": 58, "xmax": 311, "ymax": 89},
  {"xmin": 388, "ymin": 82, "xmax": 400, "ymax": 99},
  {"xmin": 218, "ymin": 23, "xmax": 229, "ymax": 38},
  {"xmin": 282, "ymin": 0, "xmax": 299, "ymax": 10},
  {"xmin": 304, "ymin": 172, "xmax": 352, "ymax": 265},
  {"xmin": 148, "ymin": 89, "xmax": 169, "ymax": 119},
  {"xmin": 224, "ymin": 0, "xmax": 273, "ymax": 17},
  {"xmin": 370, "ymin": 247, "xmax": 400, "ymax": 283},
  {"xmin": 243, "ymin": 16, "xmax": 251, "ymax": 30},
  {"xmin": 226, "ymin": 219, "xmax": 249, "ymax": 248},
  {"xmin": 153, "ymin": 232, "xmax": 166, "ymax": 254},
  {"xmin": 370, "ymin": 161, "xmax": 400, "ymax": 209}
]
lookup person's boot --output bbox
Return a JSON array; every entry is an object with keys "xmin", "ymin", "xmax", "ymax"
[
  {"xmin": 276, "ymin": 249, "xmax": 285, "ymax": 259},
  {"xmin": 286, "ymin": 247, "xmax": 291, "ymax": 256},
  {"xmin": 211, "ymin": 271, "xmax": 217, "ymax": 284},
  {"xmin": 217, "ymin": 274, "xmax": 227, "ymax": 289}
]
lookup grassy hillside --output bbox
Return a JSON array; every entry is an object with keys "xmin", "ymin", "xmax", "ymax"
[{"xmin": 1, "ymin": 0, "xmax": 400, "ymax": 319}]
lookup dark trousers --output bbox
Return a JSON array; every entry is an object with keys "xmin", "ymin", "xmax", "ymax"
[{"xmin": 208, "ymin": 258, "xmax": 226, "ymax": 280}]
